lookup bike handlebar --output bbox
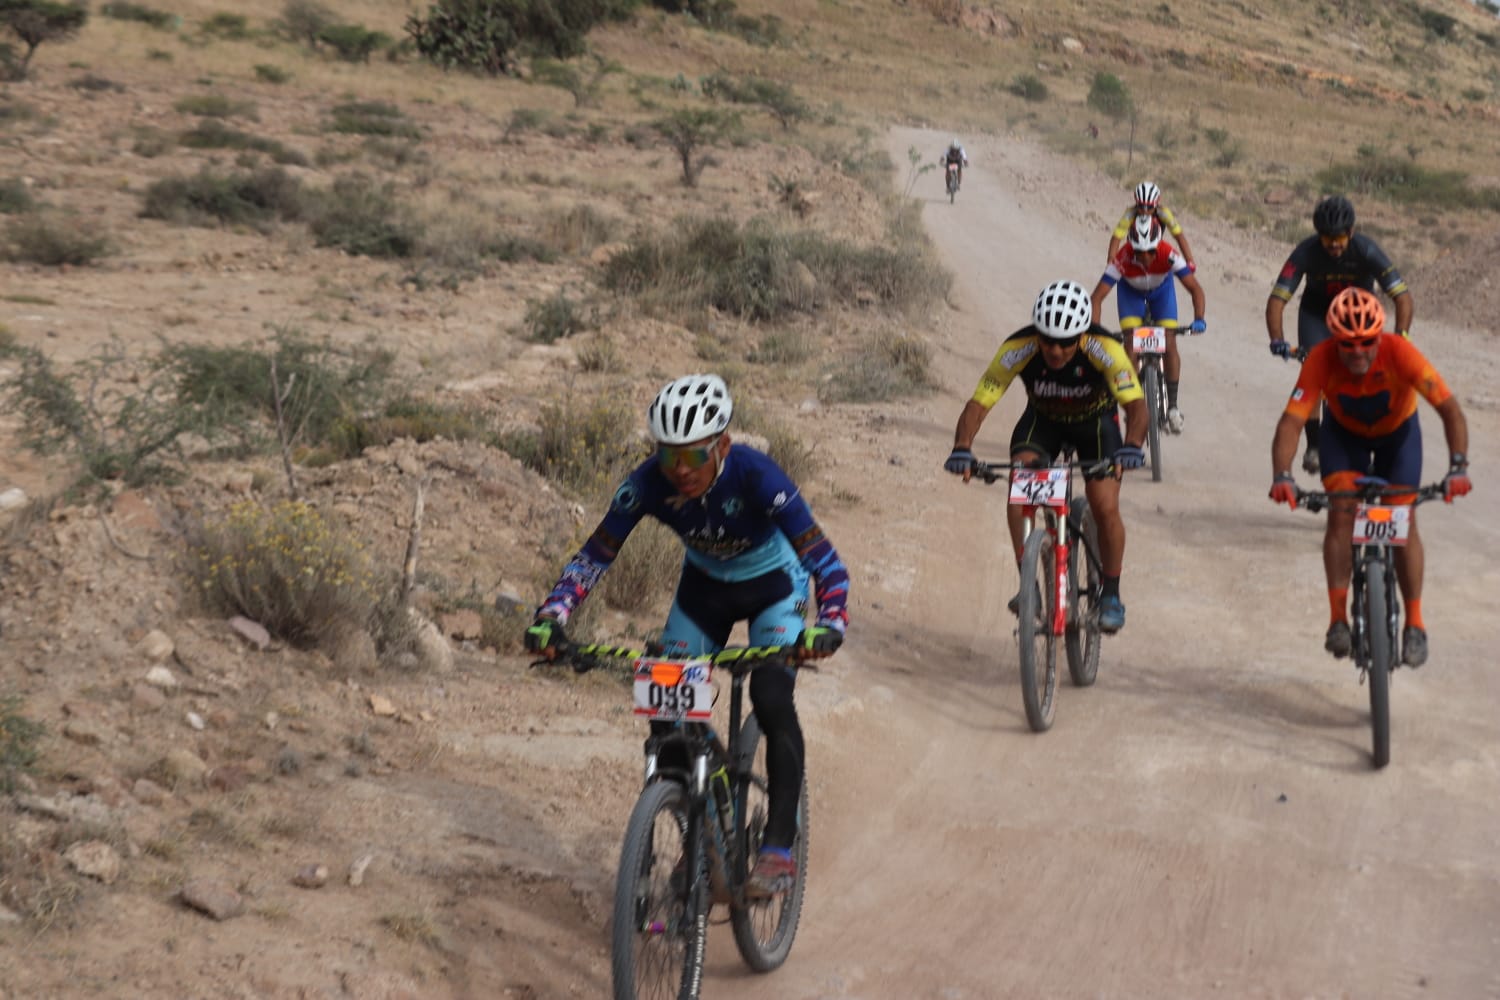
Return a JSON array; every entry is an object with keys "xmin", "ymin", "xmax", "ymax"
[
  {"xmin": 970, "ymin": 457, "xmax": 1117, "ymax": 484},
  {"xmin": 1295, "ymin": 481, "xmax": 1447, "ymax": 514},
  {"xmin": 533, "ymin": 639, "xmax": 815, "ymax": 675}
]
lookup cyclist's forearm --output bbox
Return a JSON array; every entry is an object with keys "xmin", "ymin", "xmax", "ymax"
[
  {"xmin": 1437, "ymin": 397, "xmax": 1468, "ymax": 460},
  {"xmin": 1392, "ymin": 290, "xmax": 1414, "ymax": 336},
  {"xmin": 1271, "ymin": 412, "xmax": 1302, "ymax": 474},
  {"xmin": 953, "ymin": 399, "xmax": 990, "ymax": 449},
  {"xmin": 1265, "ymin": 296, "xmax": 1287, "ymax": 341}
]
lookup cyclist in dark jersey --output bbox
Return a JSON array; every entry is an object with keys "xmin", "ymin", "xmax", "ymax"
[
  {"xmin": 1266, "ymin": 195, "xmax": 1413, "ymax": 475},
  {"xmin": 525, "ymin": 374, "xmax": 849, "ymax": 899},
  {"xmin": 943, "ymin": 280, "xmax": 1148, "ymax": 632}
]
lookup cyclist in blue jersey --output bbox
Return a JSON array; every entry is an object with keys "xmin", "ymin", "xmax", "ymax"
[{"xmin": 525, "ymin": 373, "xmax": 850, "ymax": 899}]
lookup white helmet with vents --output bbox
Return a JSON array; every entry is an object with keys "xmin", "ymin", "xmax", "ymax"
[
  {"xmin": 1133, "ymin": 180, "xmax": 1161, "ymax": 208},
  {"xmin": 648, "ymin": 374, "xmax": 733, "ymax": 445},
  {"xmin": 1032, "ymin": 281, "xmax": 1092, "ymax": 339}
]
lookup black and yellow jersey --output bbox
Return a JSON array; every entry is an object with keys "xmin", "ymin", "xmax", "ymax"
[{"xmin": 971, "ymin": 324, "xmax": 1142, "ymax": 422}]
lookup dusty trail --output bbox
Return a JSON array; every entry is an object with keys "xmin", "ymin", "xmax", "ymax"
[{"xmin": 723, "ymin": 127, "xmax": 1500, "ymax": 998}]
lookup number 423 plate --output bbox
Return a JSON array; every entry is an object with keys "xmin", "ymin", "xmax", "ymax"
[{"xmin": 633, "ymin": 659, "xmax": 713, "ymax": 720}]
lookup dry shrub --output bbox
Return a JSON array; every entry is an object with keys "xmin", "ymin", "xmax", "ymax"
[
  {"xmin": 600, "ymin": 518, "xmax": 681, "ymax": 613},
  {"xmin": 184, "ymin": 499, "xmax": 386, "ymax": 649}
]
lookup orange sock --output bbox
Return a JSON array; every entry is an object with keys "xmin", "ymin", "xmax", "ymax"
[
  {"xmin": 1329, "ymin": 588, "xmax": 1348, "ymax": 624},
  {"xmin": 1405, "ymin": 599, "xmax": 1424, "ymax": 631}
]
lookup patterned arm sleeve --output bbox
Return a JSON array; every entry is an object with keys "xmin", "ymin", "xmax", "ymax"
[
  {"xmin": 764, "ymin": 474, "xmax": 850, "ymax": 633},
  {"xmin": 1157, "ymin": 204, "xmax": 1183, "ymax": 236},
  {"xmin": 536, "ymin": 471, "xmax": 650, "ymax": 623}
]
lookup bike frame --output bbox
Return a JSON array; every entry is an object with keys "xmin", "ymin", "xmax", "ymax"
[{"xmin": 975, "ymin": 457, "xmax": 1107, "ymax": 635}]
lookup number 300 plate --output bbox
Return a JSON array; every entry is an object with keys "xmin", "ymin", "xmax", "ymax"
[{"xmin": 633, "ymin": 659, "xmax": 713, "ymax": 720}]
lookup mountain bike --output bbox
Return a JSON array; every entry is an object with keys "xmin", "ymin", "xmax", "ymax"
[
  {"xmin": 945, "ymin": 161, "xmax": 960, "ymax": 203},
  {"xmin": 1293, "ymin": 479, "xmax": 1448, "ymax": 768},
  {"xmin": 972, "ymin": 453, "xmax": 1111, "ymax": 732},
  {"xmin": 540, "ymin": 641, "xmax": 812, "ymax": 999},
  {"xmin": 1126, "ymin": 322, "xmax": 1202, "ymax": 483}
]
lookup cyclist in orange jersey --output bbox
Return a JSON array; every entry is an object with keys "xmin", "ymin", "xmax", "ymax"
[{"xmin": 1268, "ymin": 288, "xmax": 1471, "ymax": 667}]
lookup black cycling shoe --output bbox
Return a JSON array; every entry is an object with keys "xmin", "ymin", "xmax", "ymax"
[{"xmin": 1324, "ymin": 621, "xmax": 1352, "ymax": 659}]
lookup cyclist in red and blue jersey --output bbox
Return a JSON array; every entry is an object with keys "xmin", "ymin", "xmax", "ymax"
[
  {"xmin": 1090, "ymin": 214, "xmax": 1208, "ymax": 433},
  {"xmin": 1266, "ymin": 194, "xmax": 1414, "ymax": 476},
  {"xmin": 525, "ymin": 373, "xmax": 849, "ymax": 899}
]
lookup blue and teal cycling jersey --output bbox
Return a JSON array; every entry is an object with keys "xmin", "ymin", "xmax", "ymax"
[{"xmin": 538, "ymin": 444, "xmax": 850, "ymax": 631}]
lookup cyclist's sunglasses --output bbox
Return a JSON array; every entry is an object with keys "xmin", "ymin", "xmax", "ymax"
[
  {"xmin": 1042, "ymin": 336, "xmax": 1081, "ymax": 350},
  {"xmin": 658, "ymin": 437, "xmax": 720, "ymax": 470},
  {"xmin": 1337, "ymin": 336, "xmax": 1379, "ymax": 350}
]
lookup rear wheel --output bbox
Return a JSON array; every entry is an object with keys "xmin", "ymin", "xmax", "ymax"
[
  {"xmin": 1363, "ymin": 568, "xmax": 1393, "ymax": 769},
  {"xmin": 612, "ymin": 780, "xmax": 705, "ymax": 1000},
  {"xmin": 1065, "ymin": 498, "xmax": 1102, "ymax": 687},
  {"xmin": 1016, "ymin": 522, "xmax": 1059, "ymax": 732},
  {"xmin": 1142, "ymin": 361, "xmax": 1164, "ymax": 483},
  {"xmin": 730, "ymin": 730, "xmax": 808, "ymax": 972}
]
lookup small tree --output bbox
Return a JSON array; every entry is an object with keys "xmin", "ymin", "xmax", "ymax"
[
  {"xmin": 405, "ymin": 0, "xmax": 519, "ymax": 76},
  {"xmin": 653, "ymin": 108, "xmax": 739, "ymax": 187},
  {"xmin": 531, "ymin": 52, "xmax": 621, "ymax": 108},
  {"xmin": 0, "ymin": 0, "xmax": 88, "ymax": 80}
]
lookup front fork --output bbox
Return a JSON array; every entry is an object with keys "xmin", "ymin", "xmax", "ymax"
[
  {"xmin": 1022, "ymin": 509, "xmax": 1070, "ymax": 636},
  {"xmin": 1350, "ymin": 548, "xmax": 1399, "ymax": 675}
]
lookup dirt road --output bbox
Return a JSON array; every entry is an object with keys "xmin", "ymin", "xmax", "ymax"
[{"xmin": 717, "ymin": 128, "xmax": 1500, "ymax": 998}]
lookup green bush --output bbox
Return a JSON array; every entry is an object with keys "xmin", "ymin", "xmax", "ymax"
[
  {"xmin": 318, "ymin": 23, "xmax": 390, "ymax": 62},
  {"xmin": 525, "ymin": 290, "xmax": 588, "ymax": 342},
  {"xmin": 140, "ymin": 166, "xmax": 304, "ymax": 229},
  {"xmin": 599, "ymin": 517, "xmax": 679, "ymax": 612},
  {"xmin": 305, "ymin": 175, "xmax": 421, "ymax": 258},
  {"xmin": 174, "ymin": 93, "xmax": 257, "ymax": 119},
  {"xmin": 0, "ymin": 695, "xmax": 44, "ymax": 793},
  {"xmin": 505, "ymin": 390, "xmax": 641, "ymax": 497},
  {"xmin": 1008, "ymin": 73, "xmax": 1048, "ymax": 102},
  {"xmin": 1317, "ymin": 157, "xmax": 1500, "ymax": 213},
  {"xmin": 254, "ymin": 63, "xmax": 290, "ymax": 83},
  {"xmin": 1087, "ymin": 71, "xmax": 1133, "ymax": 121},
  {"xmin": 700, "ymin": 71, "xmax": 808, "ymax": 129},
  {"xmin": 100, "ymin": 1, "xmax": 176, "ymax": 29},
  {"xmin": 3, "ymin": 212, "xmax": 110, "ymax": 266},
  {"xmin": 0, "ymin": 176, "xmax": 35, "ymax": 214},
  {"xmin": 405, "ymin": 0, "xmax": 630, "ymax": 75},
  {"xmin": 200, "ymin": 12, "xmax": 250, "ymax": 39},
  {"xmin": 178, "ymin": 120, "xmax": 307, "ymax": 165},
  {"xmin": 327, "ymin": 100, "xmax": 421, "ymax": 139},
  {"xmin": 604, "ymin": 215, "xmax": 948, "ymax": 321},
  {"xmin": 279, "ymin": 0, "xmax": 333, "ymax": 45}
]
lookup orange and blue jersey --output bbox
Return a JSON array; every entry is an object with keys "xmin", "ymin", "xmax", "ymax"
[{"xmin": 1283, "ymin": 334, "xmax": 1451, "ymax": 438}]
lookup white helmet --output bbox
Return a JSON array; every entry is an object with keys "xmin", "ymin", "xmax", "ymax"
[
  {"xmin": 1133, "ymin": 180, "xmax": 1161, "ymax": 208},
  {"xmin": 950, "ymin": 138, "xmax": 960, "ymax": 148},
  {"xmin": 1032, "ymin": 281, "xmax": 1092, "ymax": 339},
  {"xmin": 1128, "ymin": 213, "xmax": 1163, "ymax": 253},
  {"xmin": 648, "ymin": 374, "xmax": 733, "ymax": 445}
]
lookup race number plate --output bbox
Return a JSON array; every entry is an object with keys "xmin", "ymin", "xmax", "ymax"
[
  {"xmin": 1352, "ymin": 503, "xmax": 1411, "ymax": 547},
  {"xmin": 1009, "ymin": 467, "xmax": 1070, "ymax": 510},
  {"xmin": 633, "ymin": 658, "xmax": 713, "ymax": 720},
  {"xmin": 1133, "ymin": 326, "xmax": 1168, "ymax": 355}
]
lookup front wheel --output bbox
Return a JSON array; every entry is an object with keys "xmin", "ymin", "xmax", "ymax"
[
  {"xmin": 1141, "ymin": 361, "xmax": 1164, "ymax": 483},
  {"xmin": 612, "ymin": 780, "xmax": 706, "ymax": 1000},
  {"xmin": 1016, "ymin": 523, "xmax": 1059, "ymax": 732},
  {"xmin": 1363, "ymin": 568, "xmax": 1394, "ymax": 769},
  {"xmin": 730, "ymin": 726, "xmax": 809, "ymax": 972},
  {"xmin": 1065, "ymin": 498, "xmax": 1101, "ymax": 687}
]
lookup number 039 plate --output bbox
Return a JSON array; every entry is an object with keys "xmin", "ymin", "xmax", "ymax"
[{"xmin": 633, "ymin": 659, "xmax": 713, "ymax": 720}]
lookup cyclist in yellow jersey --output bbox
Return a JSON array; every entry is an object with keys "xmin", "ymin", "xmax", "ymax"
[
  {"xmin": 1107, "ymin": 181, "xmax": 1196, "ymax": 271},
  {"xmin": 944, "ymin": 281, "xmax": 1148, "ymax": 632}
]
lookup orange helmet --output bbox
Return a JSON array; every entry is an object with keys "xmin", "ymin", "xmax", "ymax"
[{"xmin": 1326, "ymin": 287, "xmax": 1385, "ymax": 341}]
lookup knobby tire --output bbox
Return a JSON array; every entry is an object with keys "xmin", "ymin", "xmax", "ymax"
[
  {"xmin": 730, "ymin": 727, "xmax": 809, "ymax": 972},
  {"xmin": 612, "ymin": 780, "xmax": 706, "ymax": 1000},
  {"xmin": 1017, "ymin": 523, "xmax": 1059, "ymax": 732},
  {"xmin": 1363, "ymin": 568, "xmax": 1393, "ymax": 769},
  {"xmin": 1065, "ymin": 497, "xmax": 1102, "ymax": 687},
  {"xmin": 1142, "ymin": 361, "xmax": 1164, "ymax": 483}
]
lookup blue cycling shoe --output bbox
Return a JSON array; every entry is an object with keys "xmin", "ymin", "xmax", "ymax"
[{"xmin": 1099, "ymin": 595, "xmax": 1126, "ymax": 633}]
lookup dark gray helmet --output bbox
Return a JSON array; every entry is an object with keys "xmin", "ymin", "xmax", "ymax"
[{"xmin": 1313, "ymin": 195, "xmax": 1355, "ymax": 236}]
